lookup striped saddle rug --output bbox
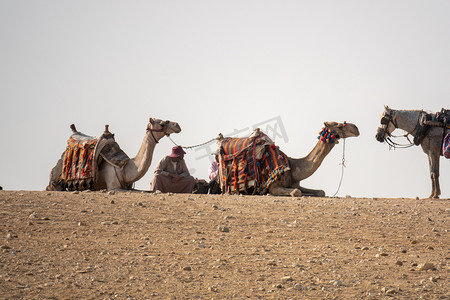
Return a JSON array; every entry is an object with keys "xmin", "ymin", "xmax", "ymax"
[
  {"xmin": 61, "ymin": 129, "xmax": 129, "ymax": 191},
  {"xmin": 218, "ymin": 129, "xmax": 289, "ymax": 194}
]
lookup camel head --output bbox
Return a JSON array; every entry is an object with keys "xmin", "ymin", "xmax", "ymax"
[
  {"xmin": 323, "ymin": 121, "xmax": 360, "ymax": 143},
  {"xmin": 147, "ymin": 118, "xmax": 181, "ymax": 140}
]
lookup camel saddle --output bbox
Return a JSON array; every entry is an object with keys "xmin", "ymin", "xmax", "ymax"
[
  {"xmin": 61, "ymin": 124, "xmax": 130, "ymax": 191},
  {"xmin": 217, "ymin": 129, "xmax": 290, "ymax": 194}
]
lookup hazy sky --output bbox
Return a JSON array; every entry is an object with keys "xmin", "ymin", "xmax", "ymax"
[{"xmin": 1, "ymin": 1, "xmax": 450, "ymax": 198}]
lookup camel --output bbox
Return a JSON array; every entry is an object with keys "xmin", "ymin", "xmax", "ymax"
[
  {"xmin": 46, "ymin": 118, "xmax": 181, "ymax": 191},
  {"xmin": 268, "ymin": 121, "xmax": 360, "ymax": 197},
  {"xmin": 218, "ymin": 121, "xmax": 360, "ymax": 197}
]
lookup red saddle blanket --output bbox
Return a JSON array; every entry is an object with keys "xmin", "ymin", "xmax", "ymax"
[
  {"xmin": 62, "ymin": 135, "xmax": 97, "ymax": 184},
  {"xmin": 218, "ymin": 130, "xmax": 289, "ymax": 194},
  {"xmin": 60, "ymin": 130, "xmax": 130, "ymax": 190}
]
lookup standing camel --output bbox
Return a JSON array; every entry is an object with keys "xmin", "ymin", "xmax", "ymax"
[
  {"xmin": 46, "ymin": 118, "xmax": 181, "ymax": 191},
  {"xmin": 376, "ymin": 106, "xmax": 448, "ymax": 198}
]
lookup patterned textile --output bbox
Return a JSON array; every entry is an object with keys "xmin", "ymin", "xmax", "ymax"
[
  {"xmin": 443, "ymin": 132, "xmax": 450, "ymax": 159},
  {"xmin": 218, "ymin": 130, "xmax": 289, "ymax": 194},
  {"xmin": 62, "ymin": 136, "xmax": 97, "ymax": 189}
]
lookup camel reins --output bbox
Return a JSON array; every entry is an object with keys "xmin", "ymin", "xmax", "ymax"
[{"xmin": 168, "ymin": 135, "xmax": 219, "ymax": 150}]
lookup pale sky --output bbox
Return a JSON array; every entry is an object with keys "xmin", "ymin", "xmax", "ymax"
[{"xmin": 1, "ymin": 0, "xmax": 450, "ymax": 198}]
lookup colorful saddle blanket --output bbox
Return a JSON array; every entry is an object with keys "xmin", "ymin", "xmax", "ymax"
[
  {"xmin": 61, "ymin": 130, "xmax": 130, "ymax": 190},
  {"xmin": 218, "ymin": 130, "xmax": 289, "ymax": 194},
  {"xmin": 443, "ymin": 132, "xmax": 450, "ymax": 159},
  {"xmin": 62, "ymin": 133, "xmax": 97, "ymax": 189}
]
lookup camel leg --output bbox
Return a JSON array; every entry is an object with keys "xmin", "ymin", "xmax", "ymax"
[
  {"xmin": 427, "ymin": 153, "xmax": 441, "ymax": 199},
  {"xmin": 269, "ymin": 186, "xmax": 302, "ymax": 197},
  {"xmin": 298, "ymin": 186, "xmax": 326, "ymax": 197}
]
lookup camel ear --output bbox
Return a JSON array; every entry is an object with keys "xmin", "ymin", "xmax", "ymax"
[
  {"xmin": 324, "ymin": 122, "xmax": 338, "ymax": 127},
  {"xmin": 384, "ymin": 105, "xmax": 390, "ymax": 110},
  {"xmin": 149, "ymin": 118, "xmax": 155, "ymax": 124}
]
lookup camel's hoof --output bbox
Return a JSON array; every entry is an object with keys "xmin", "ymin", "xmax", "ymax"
[
  {"xmin": 290, "ymin": 189, "xmax": 301, "ymax": 197},
  {"xmin": 316, "ymin": 190, "xmax": 326, "ymax": 197}
]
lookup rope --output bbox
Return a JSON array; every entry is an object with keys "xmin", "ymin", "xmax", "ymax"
[
  {"xmin": 168, "ymin": 135, "xmax": 218, "ymax": 150},
  {"xmin": 332, "ymin": 138, "xmax": 346, "ymax": 197}
]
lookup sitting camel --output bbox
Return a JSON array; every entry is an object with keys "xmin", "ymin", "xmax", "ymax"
[
  {"xmin": 270, "ymin": 121, "xmax": 360, "ymax": 197},
  {"xmin": 46, "ymin": 118, "xmax": 181, "ymax": 191},
  {"xmin": 218, "ymin": 121, "xmax": 359, "ymax": 197}
]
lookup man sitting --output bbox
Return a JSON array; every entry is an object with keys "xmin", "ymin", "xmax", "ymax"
[{"xmin": 150, "ymin": 146, "xmax": 196, "ymax": 193}]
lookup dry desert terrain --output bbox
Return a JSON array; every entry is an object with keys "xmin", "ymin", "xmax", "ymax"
[{"xmin": 0, "ymin": 190, "xmax": 449, "ymax": 299}]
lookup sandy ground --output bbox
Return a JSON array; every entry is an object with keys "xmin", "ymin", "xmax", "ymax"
[{"xmin": 0, "ymin": 190, "xmax": 448, "ymax": 299}]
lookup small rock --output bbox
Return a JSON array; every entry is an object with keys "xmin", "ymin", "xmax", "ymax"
[
  {"xmin": 281, "ymin": 276, "xmax": 293, "ymax": 282},
  {"xmin": 1, "ymin": 245, "xmax": 11, "ymax": 249},
  {"xmin": 71, "ymin": 191, "xmax": 79, "ymax": 195},
  {"xmin": 385, "ymin": 289, "xmax": 397, "ymax": 295},
  {"xmin": 101, "ymin": 222, "xmax": 111, "ymax": 226},
  {"xmin": 182, "ymin": 266, "xmax": 191, "ymax": 271},
  {"xmin": 110, "ymin": 200, "xmax": 115, "ymax": 204},
  {"xmin": 208, "ymin": 285, "xmax": 218, "ymax": 292},
  {"xmin": 395, "ymin": 261, "xmax": 403, "ymax": 266},
  {"xmin": 218, "ymin": 226, "xmax": 229, "ymax": 232},
  {"xmin": 211, "ymin": 204, "xmax": 219, "ymax": 210},
  {"xmin": 290, "ymin": 189, "xmax": 301, "ymax": 197},
  {"xmin": 429, "ymin": 276, "xmax": 439, "ymax": 282},
  {"xmin": 330, "ymin": 279, "xmax": 343, "ymax": 286},
  {"xmin": 417, "ymin": 262, "xmax": 436, "ymax": 271},
  {"xmin": 108, "ymin": 191, "xmax": 115, "ymax": 195},
  {"xmin": 78, "ymin": 222, "xmax": 86, "ymax": 226}
]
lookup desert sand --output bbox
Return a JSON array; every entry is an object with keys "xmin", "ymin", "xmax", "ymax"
[{"xmin": 0, "ymin": 190, "xmax": 448, "ymax": 299}]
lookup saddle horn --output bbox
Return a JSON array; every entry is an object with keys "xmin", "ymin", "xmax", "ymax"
[{"xmin": 70, "ymin": 124, "xmax": 77, "ymax": 133}]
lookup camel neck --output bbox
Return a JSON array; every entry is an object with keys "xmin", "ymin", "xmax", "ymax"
[
  {"xmin": 290, "ymin": 140, "xmax": 336, "ymax": 182},
  {"xmin": 123, "ymin": 130, "xmax": 159, "ymax": 183}
]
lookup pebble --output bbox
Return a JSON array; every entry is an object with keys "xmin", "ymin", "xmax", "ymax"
[
  {"xmin": 281, "ymin": 276, "xmax": 293, "ymax": 282},
  {"xmin": 429, "ymin": 276, "xmax": 439, "ymax": 282},
  {"xmin": 218, "ymin": 226, "xmax": 229, "ymax": 232},
  {"xmin": 108, "ymin": 191, "xmax": 115, "ymax": 195},
  {"xmin": 417, "ymin": 262, "xmax": 436, "ymax": 271},
  {"xmin": 330, "ymin": 279, "xmax": 343, "ymax": 286},
  {"xmin": 208, "ymin": 285, "xmax": 218, "ymax": 292},
  {"xmin": 182, "ymin": 266, "xmax": 191, "ymax": 271},
  {"xmin": 395, "ymin": 261, "xmax": 403, "ymax": 266}
]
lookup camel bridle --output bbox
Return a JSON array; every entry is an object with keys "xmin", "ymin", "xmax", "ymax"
[{"xmin": 147, "ymin": 120, "xmax": 171, "ymax": 144}]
